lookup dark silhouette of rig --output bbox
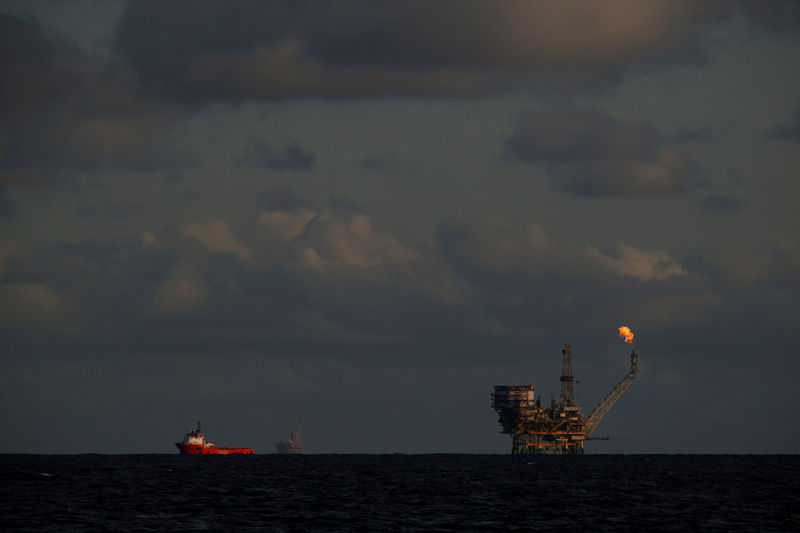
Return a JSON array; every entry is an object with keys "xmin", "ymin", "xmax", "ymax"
[{"xmin": 492, "ymin": 344, "xmax": 637, "ymax": 455}]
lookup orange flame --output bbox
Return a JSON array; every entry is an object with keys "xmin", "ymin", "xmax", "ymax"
[{"xmin": 618, "ymin": 326, "xmax": 634, "ymax": 344}]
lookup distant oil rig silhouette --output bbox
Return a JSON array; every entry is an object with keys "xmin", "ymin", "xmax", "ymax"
[{"xmin": 276, "ymin": 408, "xmax": 304, "ymax": 454}]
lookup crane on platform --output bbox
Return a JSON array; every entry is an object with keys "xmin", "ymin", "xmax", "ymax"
[{"xmin": 584, "ymin": 351, "xmax": 638, "ymax": 436}]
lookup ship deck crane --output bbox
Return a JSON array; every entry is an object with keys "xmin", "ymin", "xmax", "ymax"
[{"xmin": 584, "ymin": 351, "xmax": 638, "ymax": 436}]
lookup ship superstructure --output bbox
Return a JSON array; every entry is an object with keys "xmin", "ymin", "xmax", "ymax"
[
  {"xmin": 492, "ymin": 342, "xmax": 638, "ymax": 455},
  {"xmin": 175, "ymin": 420, "xmax": 254, "ymax": 455}
]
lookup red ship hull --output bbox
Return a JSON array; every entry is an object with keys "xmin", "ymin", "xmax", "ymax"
[{"xmin": 176, "ymin": 442, "xmax": 254, "ymax": 454}]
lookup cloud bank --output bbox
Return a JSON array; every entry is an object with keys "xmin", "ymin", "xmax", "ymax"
[
  {"xmin": 767, "ymin": 99, "xmax": 800, "ymax": 141},
  {"xmin": 0, "ymin": 15, "xmax": 177, "ymax": 188},
  {"xmin": 238, "ymin": 137, "xmax": 316, "ymax": 172},
  {"xmin": 110, "ymin": 1, "xmax": 790, "ymax": 102},
  {"xmin": 506, "ymin": 105, "xmax": 699, "ymax": 196}
]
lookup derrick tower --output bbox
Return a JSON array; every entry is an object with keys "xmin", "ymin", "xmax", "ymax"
[{"xmin": 560, "ymin": 344, "xmax": 575, "ymax": 407}]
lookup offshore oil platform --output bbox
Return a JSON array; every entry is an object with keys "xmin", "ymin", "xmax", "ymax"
[{"xmin": 491, "ymin": 328, "xmax": 638, "ymax": 455}]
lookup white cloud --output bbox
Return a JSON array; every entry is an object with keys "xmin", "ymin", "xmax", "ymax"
[
  {"xmin": 436, "ymin": 215, "xmax": 560, "ymax": 274},
  {"xmin": 181, "ymin": 220, "xmax": 251, "ymax": 261},
  {"xmin": 150, "ymin": 262, "xmax": 211, "ymax": 314},
  {"xmin": 294, "ymin": 214, "xmax": 417, "ymax": 268},
  {"xmin": 507, "ymin": 105, "xmax": 698, "ymax": 196},
  {"xmin": 526, "ymin": 223, "xmax": 553, "ymax": 251},
  {"xmin": 0, "ymin": 282, "xmax": 66, "ymax": 329},
  {"xmin": 253, "ymin": 209, "xmax": 316, "ymax": 242},
  {"xmin": 585, "ymin": 242, "xmax": 687, "ymax": 281}
]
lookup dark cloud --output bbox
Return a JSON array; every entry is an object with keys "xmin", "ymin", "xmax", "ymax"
[
  {"xmin": 700, "ymin": 194, "xmax": 749, "ymax": 214},
  {"xmin": 107, "ymin": 204, "xmax": 131, "ymax": 220},
  {"xmin": 435, "ymin": 214, "xmax": 557, "ymax": 280},
  {"xmin": 358, "ymin": 153, "xmax": 418, "ymax": 176},
  {"xmin": 506, "ymin": 105, "xmax": 700, "ymax": 196},
  {"xmin": 238, "ymin": 137, "xmax": 315, "ymax": 172},
  {"xmin": 180, "ymin": 188, "xmax": 201, "ymax": 202},
  {"xmin": 76, "ymin": 202, "xmax": 130, "ymax": 220},
  {"xmin": 257, "ymin": 186, "xmax": 313, "ymax": 212},
  {"xmin": 760, "ymin": 246, "xmax": 800, "ymax": 290},
  {"xmin": 0, "ymin": 239, "xmax": 172, "ymax": 335},
  {"xmin": 75, "ymin": 204, "xmax": 98, "ymax": 219},
  {"xmin": 766, "ymin": 99, "xmax": 800, "ymax": 141},
  {"xmin": 0, "ymin": 186, "xmax": 18, "ymax": 219},
  {"xmin": 0, "ymin": 14, "xmax": 176, "ymax": 187},
  {"xmin": 674, "ymin": 125, "xmax": 716, "ymax": 142},
  {"xmin": 165, "ymin": 154, "xmax": 200, "ymax": 183},
  {"xmin": 110, "ymin": 1, "xmax": 762, "ymax": 101},
  {"xmin": 737, "ymin": 1, "xmax": 800, "ymax": 34},
  {"xmin": 329, "ymin": 195, "xmax": 365, "ymax": 213}
]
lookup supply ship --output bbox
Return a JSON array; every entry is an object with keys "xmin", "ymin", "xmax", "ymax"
[{"xmin": 175, "ymin": 420, "xmax": 254, "ymax": 454}]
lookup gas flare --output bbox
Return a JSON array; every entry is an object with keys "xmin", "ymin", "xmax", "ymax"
[{"xmin": 618, "ymin": 326, "xmax": 634, "ymax": 344}]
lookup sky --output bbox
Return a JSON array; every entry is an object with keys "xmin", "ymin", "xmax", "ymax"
[{"xmin": 1, "ymin": 0, "xmax": 799, "ymax": 454}]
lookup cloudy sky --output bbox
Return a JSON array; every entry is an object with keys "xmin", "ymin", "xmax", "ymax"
[{"xmin": 1, "ymin": 1, "xmax": 798, "ymax": 454}]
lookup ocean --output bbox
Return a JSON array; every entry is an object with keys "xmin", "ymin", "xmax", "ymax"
[{"xmin": 2, "ymin": 454, "xmax": 797, "ymax": 531}]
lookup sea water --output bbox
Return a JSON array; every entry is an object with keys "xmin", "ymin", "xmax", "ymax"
[{"xmin": 2, "ymin": 454, "xmax": 798, "ymax": 531}]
